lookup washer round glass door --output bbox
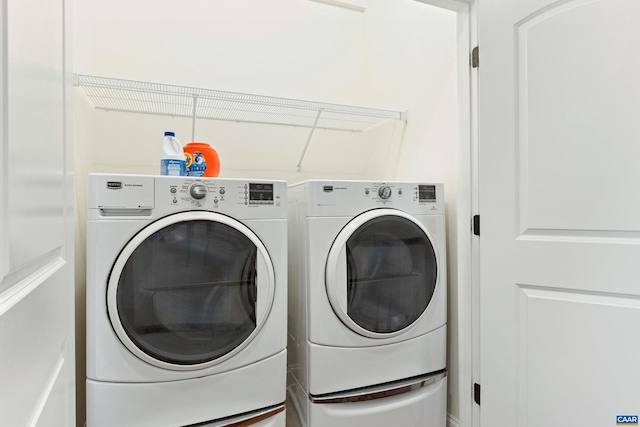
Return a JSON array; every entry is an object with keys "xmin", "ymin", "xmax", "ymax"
[
  {"xmin": 107, "ymin": 211, "xmax": 275, "ymax": 370},
  {"xmin": 325, "ymin": 209, "xmax": 438, "ymax": 338}
]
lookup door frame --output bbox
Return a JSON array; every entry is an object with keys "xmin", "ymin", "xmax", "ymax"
[
  {"xmin": 1, "ymin": 0, "xmax": 7, "ymax": 281},
  {"xmin": 412, "ymin": 1, "xmax": 477, "ymax": 426}
]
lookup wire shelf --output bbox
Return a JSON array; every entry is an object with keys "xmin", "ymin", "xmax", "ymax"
[{"xmin": 75, "ymin": 74, "xmax": 407, "ymax": 132}]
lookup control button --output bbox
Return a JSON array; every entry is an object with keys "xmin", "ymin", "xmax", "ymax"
[
  {"xmin": 398, "ymin": 189, "xmax": 403, "ymax": 195},
  {"xmin": 172, "ymin": 198, "xmax": 177, "ymax": 204},
  {"xmin": 365, "ymin": 189, "xmax": 370, "ymax": 195},
  {"xmin": 378, "ymin": 185, "xmax": 392, "ymax": 199},
  {"xmin": 219, "ymin": 189, "xmax": 225, "ymax": 195},
  {"xmin": 189, "ymin": 183, "xmax": 207, "ymax": 200},
  {"xmin": 214, "ymin": 198, "xmax": 218, "ymax": 204},
  {"xmin": 170, "ymin": 188, "xmax": 177, "ymax": 194}
]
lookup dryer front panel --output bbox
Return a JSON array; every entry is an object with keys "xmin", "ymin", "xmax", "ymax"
[
  {"xmin": 325, "ymin": 209, "xmax": 438, "ymax": 338},
  {"xmin": 106, "ymin": 211, "xmax": 275, "ymax": 371}
]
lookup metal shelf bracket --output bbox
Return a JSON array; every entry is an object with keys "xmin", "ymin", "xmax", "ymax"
[
  {"xmin": 297, "ymin": 109, "xmax": 324, "ymax": 172},
  {"xmin": 191, "ymin": 94, "xmax": 198, "ymax": 142}
]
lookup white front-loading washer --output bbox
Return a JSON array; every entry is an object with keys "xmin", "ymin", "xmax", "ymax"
[
  {"xmin": 86, "ymin": 174, "xmax": 287, "ymax": 427},
  {"xmin": 286, "ymin": 180, "xmax": 447, "ymax": 427}
]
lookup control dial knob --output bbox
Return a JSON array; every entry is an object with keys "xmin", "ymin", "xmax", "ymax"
[
  {"xmin": 378, "ymin": 185, "xmax": 392, "ymax": 199},
  {"xmin": 189, "ymin": 183, "xmax": 207, "ymax": 200}
]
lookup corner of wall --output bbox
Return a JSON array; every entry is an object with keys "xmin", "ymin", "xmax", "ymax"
[{"xmin": 72, "ymin": 88, "xmax": 94, "ymax": 427}]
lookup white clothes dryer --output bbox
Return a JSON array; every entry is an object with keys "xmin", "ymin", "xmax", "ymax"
[
  {"xmin": 286, "ymin": 180, "xmax": 446, "ymax": 427},
  {"xmin": 86, "ymin": 174, "xmax": 287, "ymax": 427}
]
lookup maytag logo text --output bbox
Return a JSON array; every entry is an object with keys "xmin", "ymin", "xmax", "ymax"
[{"xmin": 106, "ymin": 181, "xmax": 123, "ymax": 190}]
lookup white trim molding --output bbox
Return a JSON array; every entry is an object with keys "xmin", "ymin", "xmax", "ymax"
[
  {"xmin": 0, "ymin": 252, "xmax": 65, "ymax": 316},
  {"xmin": 448, "ymin": 414, "xmax": 461, "ymax": 427},
  {"xmin": 26, "ymin": 355, "xmax": 65, "ymax": 427},
  {"xmin": 0, "ymin": 0, "xmax": 7, "ymax": 282},
  {"xmin": 308, "ymin": 0, "xmax": 367, "ymax": 12},
  {"xmin": 413, "ymin": 0, "xmax": 471, "ymax": 12}
]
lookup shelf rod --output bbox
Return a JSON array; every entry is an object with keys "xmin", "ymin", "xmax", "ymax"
[
  {"xmin": 191, "ymin": 94, "xmax": 198, "ymax": 142},
  {"xmin": 297, "ymin": 108, "xmax": 324, "ymax": 172}
]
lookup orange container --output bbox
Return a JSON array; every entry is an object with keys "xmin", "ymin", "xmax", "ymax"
[{"xmin": 184, "ymin": 142, "xmax": 220, "ymax": 177}]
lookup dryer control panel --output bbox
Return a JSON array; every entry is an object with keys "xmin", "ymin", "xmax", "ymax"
[{"xmin": 293, "ymin": 180, "xmax": 444, "ymax": 217}]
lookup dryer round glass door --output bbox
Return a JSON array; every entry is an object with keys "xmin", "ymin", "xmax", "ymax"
[
  {"xmin": 106, "ymin": 211, "xmax": 275, "ymax": 371},
  {"xmin": 325, "ymin": 209, "xmax": 438, "ymax": 338}
]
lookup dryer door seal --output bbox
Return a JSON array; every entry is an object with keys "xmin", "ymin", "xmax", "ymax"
[
  {"xmin": 325, "ymin": 209, "xmax": 439, "ymax": 338},
  {"xmin": 106, "ymin": 211, "xmax": 275, "ymax": 371}
]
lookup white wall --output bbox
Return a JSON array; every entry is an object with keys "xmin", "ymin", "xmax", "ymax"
[
  {"xmin": 72, "ymin": 101, "xmax": 402, "ymax": 182},
  {"xmin": 73, "ymin": 0, "xmax": 458, "ymax": 424},
  {"xmin": 74, "ymin": 0, "xmax": 367, "ymax": 102},
  {"xmin": 72, "ymin": 91, "xmax": 93, "ymax": 427}
]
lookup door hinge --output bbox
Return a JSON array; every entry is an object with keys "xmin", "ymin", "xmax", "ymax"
[
  {"xmin": 473, "ymin": 215, "xmax": 480, "ymax": 236},
  {"xmin": 471, "ymin": 46, "xmax": 479, "ymax": 68},
  {"xmin": 474, "ymin": 383, "xmax": 481, "ymax": 405}
]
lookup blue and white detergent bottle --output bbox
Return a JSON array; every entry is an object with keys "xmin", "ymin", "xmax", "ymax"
[{"xmin": 160, "ymin": 131, "xmax": 186, "ymax": 176}]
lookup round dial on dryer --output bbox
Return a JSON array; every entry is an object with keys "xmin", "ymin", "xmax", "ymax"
[
  {"xmin": 189, "ymin": 182, "xmax": 208, "ymax": 200},
  {"xmin": 378, "ymin": 185, "xmax": 392, "ymax": 199}
]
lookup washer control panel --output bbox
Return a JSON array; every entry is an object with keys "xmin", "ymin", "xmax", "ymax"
[
  {"xmin": 377, "ymin": 185, "xmax": 392, "ymax": 199},
  {"xmin": 417, "ymin": 184, "xmax": 437, "ymax": 202},
  {"xmin": 189, "ymin": 182, "xmax": 208, "ymax": 200},
  {"xmin": 246, "ymin": 183, "xmax": 274, "ymax": 205},
  {"xmin": 163, "ymin": 178, "xmax": 283, "ymax": 211},
  {"xmin": 89, "ymin": 174, "xmax": 286, "ymax": 219}
]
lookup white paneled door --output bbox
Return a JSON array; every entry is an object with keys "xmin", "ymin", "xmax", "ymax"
[
  {"xmin": 479, "ymin": 0, "xmax": 640, "ymax": 426},
  {"xmin": 0, "ymin": 0, "xmax": 75, "ymax": 425}
]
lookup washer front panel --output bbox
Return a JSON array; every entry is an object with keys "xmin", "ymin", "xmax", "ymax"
[{"xmin": 107, "ymin": 211, "xmax": 275, "ymax": 371}]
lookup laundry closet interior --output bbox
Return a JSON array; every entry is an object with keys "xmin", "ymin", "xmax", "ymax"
[{"xmin": 73, "ymin": 0, "xmax": 467, "ymax": 425}]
